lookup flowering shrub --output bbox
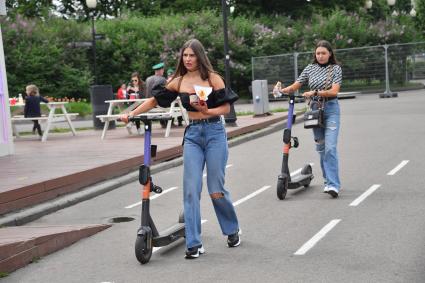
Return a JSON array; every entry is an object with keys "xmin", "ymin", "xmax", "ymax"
[{"xmin": 2, "ymin": 9, "xmax": 422, "ymax": 99}]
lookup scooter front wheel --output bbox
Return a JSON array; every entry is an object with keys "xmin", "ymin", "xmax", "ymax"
[
  {"xmin": 135, "ymin": 235, "xmax": 152, "ymax": 264},
  {"xmin": 277, "ymin": 177, "xmax": 288, "ymax": 200}
]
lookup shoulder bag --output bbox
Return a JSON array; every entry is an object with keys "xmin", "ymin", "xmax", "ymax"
[{"xmin": 304, "ymin": 66, "xmax": 334, "ymax": 129}]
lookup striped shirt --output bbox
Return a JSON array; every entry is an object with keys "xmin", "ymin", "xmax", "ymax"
[{"xmin": 296, "ymin": 64, "xmax": 342, "ymax": 90}]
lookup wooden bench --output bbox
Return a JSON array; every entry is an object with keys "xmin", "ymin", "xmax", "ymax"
[
  {"xmin": 11, "ymin": 113, "xmax": 79, "ymax": 121},
  {"xmin": 11, "ymin": 113, "xmax": 79, "ymax": 140}
]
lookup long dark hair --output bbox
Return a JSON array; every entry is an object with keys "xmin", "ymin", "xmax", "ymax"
[
  {"xmin": 130, "ymin": 72, "xmax": 144, "ymax": 91},
  {"xmin": 172, "ymin": 39, "xmax": 215, "ymax": 81},
  {"xmin": 312, "ymin": 40, "xmax": 339, "ymax": 65}
]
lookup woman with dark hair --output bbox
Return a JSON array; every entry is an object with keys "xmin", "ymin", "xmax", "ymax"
[
  {"xmin": 126, "ymin": 72, "xmax": 145, "ymax": 133},
  {"xmin": 281, "ymin": 40, "xmax": 343, "ymax": 198},
  {"xmin": 127, "ymin": 72, "xmax": 144, "ymax": 98},
  {"xmin": 121, "ymin": 39, "xmax": 241, "ymax": 259}
]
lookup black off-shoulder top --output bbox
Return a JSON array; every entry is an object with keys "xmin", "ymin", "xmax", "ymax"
[{"xmin": 151, "ymin": 84, "xmax": 238, "ymax": 112}]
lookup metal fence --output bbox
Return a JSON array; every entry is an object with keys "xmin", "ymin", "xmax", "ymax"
[{"xmin": 252, "ymin": 42, "xmax": 425, "ymax": 95}]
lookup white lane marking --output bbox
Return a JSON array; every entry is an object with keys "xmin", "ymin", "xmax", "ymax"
[
  {"xmin": 203, "ymin": 164, "xmax": 233, "ymax": 178},
  {"xmin": 152, "ymin": 220, "xmax": 208, "ymax": 254},
  {"xmin": 125, "ymin": 187, "xmax": 179, "ymax": 209},
  {"xmin": 231, "ymin": 165, "xmax": 310, "ymax": 207},
  {"xmin": 387, "ymin": 160, "xmax": 409, "ymax": 175},
  {"xmin": 294, "ymin": 219, "xmax": 341, "ymax": 255},
  {"xmin": 232, "ymin": 186, "xmax": 271, "ymax": 207},
  {"xmin": 349, "ymin": 184, "xmax": 381, "ymax": 207}
]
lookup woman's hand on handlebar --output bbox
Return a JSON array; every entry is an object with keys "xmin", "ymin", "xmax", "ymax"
[
  {"xmin": 302, "ymin": 90, "xmax": 316, "ymax": 98},
  {"xmin": 120, "ymin": 112, "xmax": 132, "ymax": 123}
]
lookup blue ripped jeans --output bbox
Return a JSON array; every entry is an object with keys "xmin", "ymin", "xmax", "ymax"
[
  {"xmin": 183, "ymin": 120, "xmax": 239, "ymax": 249},
  {"xmin": 312, "ymin": 99, "xmax": 341, "ymax": 191}
]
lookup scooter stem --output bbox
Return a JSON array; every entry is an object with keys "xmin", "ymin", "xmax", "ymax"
[
  {"xmin": 144, "ymin": 122, "xmax": 152, "ymax": 166},
  {"xmin": 286, "ymin": 94, "xmax": 295, "ymax": 129}
]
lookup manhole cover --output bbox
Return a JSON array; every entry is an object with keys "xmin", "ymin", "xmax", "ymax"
[{"xmin": 109, "ymin": 217, "xmax": 135, "ymax": 223}]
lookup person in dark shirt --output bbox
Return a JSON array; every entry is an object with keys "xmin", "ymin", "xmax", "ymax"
[{"xmin": 24, "ymin": 84, "xmax": 48, "ymax": 136}]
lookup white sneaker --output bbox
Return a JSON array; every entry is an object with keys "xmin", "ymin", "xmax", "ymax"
[
  {"xmin": 137, "ymin": 128, "xmax": 143, "ymax": 135},
  {"xmin": 126, "ymin": 123, "xmax": 132, "ymax": 129},
  {"xmin": 326, "ymin": 187, "xmax": 339, "ymax": 198},
  {"xmin": 185, "ymin": 245, "xmax": 205, "ymax": 259},
  {"xmin": 323, "ymin": 185, "xmax": 330, "ymax": 193}
]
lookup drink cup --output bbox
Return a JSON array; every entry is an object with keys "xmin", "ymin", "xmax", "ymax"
[{"xmin": 189, "ymin": 94, "xmax": 198, "ymax": 104}]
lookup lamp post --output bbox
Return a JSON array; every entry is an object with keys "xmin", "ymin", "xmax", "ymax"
[
  {"xmin": 221, "ymin": 0, "xmax": 237, "ymax": 126},
  {"xmin": 86, "ymin": 0, "xmax": 97, "ymax": 85},
  {"xmin": 380, "ymin": 0, "xmax": 398, "ymax": 98}
]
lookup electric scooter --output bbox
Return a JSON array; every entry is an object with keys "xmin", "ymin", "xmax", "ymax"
[
  {"xmin": 128, "ymin": 116, "xmax": 185, "ymax": 264},
  {"xmin": 275, "ymin": 90, "xmax": 314, "ymax": 200}
]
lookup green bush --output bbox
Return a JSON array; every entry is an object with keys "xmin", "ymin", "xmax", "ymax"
[
  {"xmin": 3, "ymin": 9, "xmax": 423, "ymax": 101},
  {"xmin": 2, "ymin": 15, "xmax": 92, "ymax": 101}
]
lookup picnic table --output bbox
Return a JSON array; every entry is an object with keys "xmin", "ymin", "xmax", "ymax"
[
  {"xmin": 11, "ymin": 101, "xmax": 78, "ymax": 142},
  {"xmin": 96, "ymin": 98, "xmax": 188, "ymax": 139}
]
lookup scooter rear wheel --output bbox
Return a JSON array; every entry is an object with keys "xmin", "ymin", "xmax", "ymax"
[
  {"xmin": 277, "ymin": 177, "xmax": 288, "ymax": 200},
  {"xmin": 135, "ymin": 235, "xmax": 152, "ymax": 264}
]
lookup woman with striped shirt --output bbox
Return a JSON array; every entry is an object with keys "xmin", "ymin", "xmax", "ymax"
[{"xmin": 281, "ymin": 40, "xmax": 342, "ymax": 198}]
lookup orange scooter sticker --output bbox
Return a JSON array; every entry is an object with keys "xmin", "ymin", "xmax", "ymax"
[
  {"xmin": 283, "ymin": 144, "xmax": 290, "ymax": 154},
  {"xmin": 143, "ymin": 180, "xmax": 151, "ymax": 200}
]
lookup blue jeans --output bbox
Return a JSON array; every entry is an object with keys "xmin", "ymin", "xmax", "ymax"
[
  {"xmin": 312, "ymin": 99, "xmax": 341, "ymax": 191},
  {"xmin": 183, "ymin": 120, "xmax": 239, "ymax": 249}
]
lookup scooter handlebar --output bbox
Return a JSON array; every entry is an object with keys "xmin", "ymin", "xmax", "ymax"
[
  {"xmin": 273, "ymin": 90, "xmax": 304, "ymax": 99},
  {"xmin": 117, "ymin": 115, "xmax": 172, "ymax": 123}
]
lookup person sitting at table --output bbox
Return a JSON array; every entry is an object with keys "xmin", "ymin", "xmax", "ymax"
[
  {"xmin": 116, "ymin": 83, "xmax": 127, "ymax": 100},
  {"xmin": 127, "ymin": 72, "xmax": 144, "ymax": 99},
  {"xmin": 24, "ymin": 84, "xmax": 48, "ymax": 137},
  {"xmin": 126, "ymin": 72, "xmax": 145, "ymax": 134}
]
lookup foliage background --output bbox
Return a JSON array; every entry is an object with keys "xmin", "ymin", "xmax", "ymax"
[{"xmin": 2, "ymin": 1, "xmax": 424, "ymax": 99}]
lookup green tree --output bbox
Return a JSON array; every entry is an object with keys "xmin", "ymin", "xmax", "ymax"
[{"xmin": 6, "ymin": 0, "xmax": 53, "ymax": 18}]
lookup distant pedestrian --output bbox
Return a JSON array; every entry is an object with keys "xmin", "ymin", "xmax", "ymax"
[
  {"xmin": 145, "ymin": 62, "xmax": 167, "ymax": 98},
  {"xmin": 121, "ymin": 39, "xmax": 241, "ymax": 259},
  {"xmin": 281, "ymin": 40, "xmax": 342, "ymax": 198},
  {"xmin": 145, "ymin": 63, "xmax": 169, "ymax": 128},
  {"xmin": 166, "ymin": 68, "xmax": 175, "ymax": 83},
  {"xmin": 24, "ymin": 84, "xmax": 48, "ymax": 137},
  {"xmin": 116, "ymin": 83, "xmax": 127, "ymax": 99}
]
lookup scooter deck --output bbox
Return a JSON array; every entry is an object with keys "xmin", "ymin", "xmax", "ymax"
[
  {"xmin": 153, "ymin": 222, "xmax": 185, "ymax": 247},
  {"xmin": 288, "ymin": 172, "xmax": 313, "ymax": 190}
]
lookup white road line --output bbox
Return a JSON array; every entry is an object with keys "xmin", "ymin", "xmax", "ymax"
[
  {"xmin": 125, "ymin": 186, "xmax": 179, "ymax": 209},
  {"xmin": 232, "ymin": 186, "xmax": 271, "ymax": 207},
  {"xmin": 231, "ymin": 165, "xmax": 311, "ymax": 207},
  {"xmin": 203, "ymin": 164, "xmax": 233, "ymax": 178},
  {"xmin": 387, "ymin": 160, "xmax": 409, "ymax": 175},
  {"xmin": 153, "ymin": 220, "xmax": 208, "ymax": 254},
  {"xmin": 349, "ymin": 184, "xmax": 381, "ymax": 207},
  {"xmin": 294, "ymin": 219, "xmax": 341, "ymax": 255}
]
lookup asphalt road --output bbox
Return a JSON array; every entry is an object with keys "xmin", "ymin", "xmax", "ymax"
[{"xmin": 4, "ymin": 90, "xmax": 425, "ymax": 283}]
